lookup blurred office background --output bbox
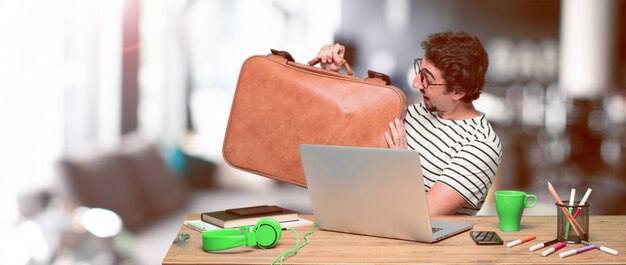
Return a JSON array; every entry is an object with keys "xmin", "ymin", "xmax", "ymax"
[{"xmin": 1, "ymin": 0, "xmax": 625, "ymax": 264}]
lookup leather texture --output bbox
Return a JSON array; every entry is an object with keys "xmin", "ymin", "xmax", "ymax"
[{"xmin": 223, "ymin": 51, "xmax": 407, "ymax": 187}]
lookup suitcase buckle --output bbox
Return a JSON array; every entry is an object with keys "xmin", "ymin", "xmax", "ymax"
[{"xmin": 367, "ymin": 70, "xmax": 391, "ymax": 85}]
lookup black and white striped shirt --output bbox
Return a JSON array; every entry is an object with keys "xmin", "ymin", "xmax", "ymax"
[{"xmin": 404, "ymin": 103, "xmax": 502, "ymax": 215}]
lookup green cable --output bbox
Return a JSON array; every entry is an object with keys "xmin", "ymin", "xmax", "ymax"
[
  {"xmin": 271, "ymin": 223, "xmax": 317, "ymax": 265},
  {"xmin": 279, "ymin": 224, "xmax": 316, "ymax": 264},
  {"xmin": 271, "ymin": 228, "xmax": 299, "ymax": 265}
]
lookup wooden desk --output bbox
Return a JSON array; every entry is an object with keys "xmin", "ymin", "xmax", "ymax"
[{"xmin": 163, "ymin": 215, "xmax": 625, "ymax": 264}]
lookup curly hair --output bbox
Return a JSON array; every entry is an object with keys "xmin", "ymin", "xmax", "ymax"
[{"xmin": 421, "ymin": 31, "xmax": 489, "ymax": 103}]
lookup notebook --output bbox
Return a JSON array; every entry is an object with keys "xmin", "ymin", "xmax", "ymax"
[
  {"xmin": 201, "ymin": 205, "xmax": 298, "ymax": 228},
  {"xmin": 299, "ymin": 144, "xmax": 473, "ymax": 243}
]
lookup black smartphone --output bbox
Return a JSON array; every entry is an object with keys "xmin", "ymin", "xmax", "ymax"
[{"xmin": 469, "ymin": 231, "xmax": 503, "ymax": 245}]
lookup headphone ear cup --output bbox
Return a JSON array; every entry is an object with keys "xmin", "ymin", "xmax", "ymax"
[{"xmin": 253, "ymin": 218, "xmax": 282, "ymax": 249}]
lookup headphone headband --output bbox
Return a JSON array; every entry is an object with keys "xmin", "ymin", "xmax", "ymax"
[
  {"xmin": 202, "ymin": 218, "xmax": 282, "ymax": 252},
  {"xmin": 202, "ymin": 226, "xmax": 250, "ymax": 251}
]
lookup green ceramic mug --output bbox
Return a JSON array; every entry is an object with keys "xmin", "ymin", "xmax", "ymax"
[{"xmin": 495, "ymin": 190, "xmax": 537, "ymax": 232}]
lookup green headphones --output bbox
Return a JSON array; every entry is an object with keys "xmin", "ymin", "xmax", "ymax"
[{"xmin": 202, "ymin": 218, "xmax": 282, "ymax": 252}]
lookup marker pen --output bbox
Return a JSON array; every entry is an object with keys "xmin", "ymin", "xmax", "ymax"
[
  {"xmin": 564, "ymin": 189, "xmax": 576, "ymax": 239},
  {"xmin": 507, "ymin": 235, "xmax": 537, "ymax": 248},
  {"xmin": 541, "ymin": 242, "xmax": 567, "ymax": 257},
  {"xmin": 581, "ymin": 240, "xmax": 619, "ymax": 256},
  {"xmin": 572, "ymin": 188, "xmax": 592, "ymax": 218},
  {"xmin": 560, "ymin": 245, "xmax": 596, "ymax": 258},
  {"xmin": 529, "ymin": 239, "xmax": 559, "ymax": 252}
]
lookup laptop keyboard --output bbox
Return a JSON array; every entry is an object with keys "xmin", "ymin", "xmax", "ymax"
[{"xmin": 432, "ymin": 227, "xmax": 443, "ymax": 233}]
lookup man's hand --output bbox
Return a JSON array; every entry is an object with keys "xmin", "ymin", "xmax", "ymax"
[
  {"xmin": 317, "ymin": 43, "xmax": 346, "ymax": 72},
  {"xmin": 384, "ymin": 118, "xmax": 408, "ymax": 149}
]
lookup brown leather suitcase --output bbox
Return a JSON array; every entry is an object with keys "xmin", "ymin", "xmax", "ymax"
[{"xmin": 223, "ymin": 49, "xmax": 406, "ymax": 187}]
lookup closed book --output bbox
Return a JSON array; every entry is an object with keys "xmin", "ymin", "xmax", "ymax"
[{"xmin": 201, "ymin": 205, "xmax": 298, "ymax": 228}]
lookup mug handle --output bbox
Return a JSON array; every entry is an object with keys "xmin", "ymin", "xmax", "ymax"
[{"xmin": 524, "ymin": 194, "xmax": 537, "ymax": 208}]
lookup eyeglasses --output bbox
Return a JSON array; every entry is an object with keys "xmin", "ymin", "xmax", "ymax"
[{"xmin": 414, "ymin": 58, "xmax": 445, "ymax": 88}]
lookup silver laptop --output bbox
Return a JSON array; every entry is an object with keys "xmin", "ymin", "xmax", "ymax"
[{"xmin": 299, "ymin": 144, "xmax": 473, "ymax": 243}]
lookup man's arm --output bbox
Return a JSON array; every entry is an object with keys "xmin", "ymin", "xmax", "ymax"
[
  {"xmin": 386, "ymin": 119, "xmax": 465, "ymax": 214},
  {"xmin": 432, "ymin": 139, "xmax": 501, "ymax": 215},
  {"xmin": 426, "ymin": 182, "xmax": 469, "ymax": 216}
]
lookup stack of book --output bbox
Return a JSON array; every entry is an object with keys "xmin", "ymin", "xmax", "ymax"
[{"xmin": 201, "ymin": 205, "xmax": 298, "ymax": 228}]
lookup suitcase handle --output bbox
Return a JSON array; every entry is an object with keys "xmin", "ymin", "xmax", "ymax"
[
  {"xmin": 307, "ymin": 57, "xmax": 354, "ymax": 76},
  {"xmin": 270, "ymin": 48, "xmax": 354, "ymax": 76}
]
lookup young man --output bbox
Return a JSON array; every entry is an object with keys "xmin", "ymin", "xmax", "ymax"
[{"xmin": 317, "ymin": 31, "xmax": 501, "ymax": 215}]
